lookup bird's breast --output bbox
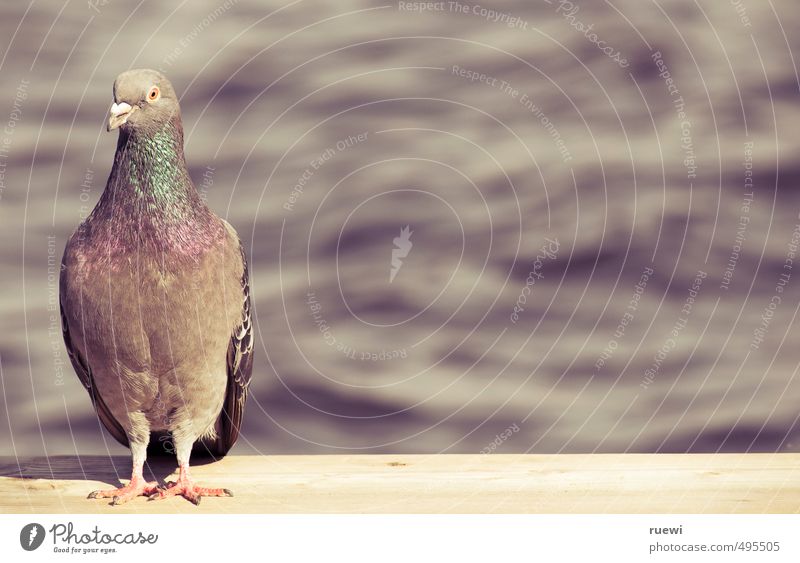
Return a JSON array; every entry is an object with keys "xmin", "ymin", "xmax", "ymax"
[{"xmin": 62, "ymin": 226, "xmax": 242, "ymax": 377}]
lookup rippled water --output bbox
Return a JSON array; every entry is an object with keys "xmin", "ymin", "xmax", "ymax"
[{"xmin": 1, "ymin": 0, "xmax": 800, "ymax": 456}]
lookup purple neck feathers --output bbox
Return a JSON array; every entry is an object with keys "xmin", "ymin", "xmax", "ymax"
[{"xmin": 84, "ymin": 117, "xmax": 223, "ymax": 266}]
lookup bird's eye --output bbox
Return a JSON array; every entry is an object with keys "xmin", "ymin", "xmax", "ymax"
[{"xmin": 147, "ymin": 86, "xmax": 160, "ymax": 102}]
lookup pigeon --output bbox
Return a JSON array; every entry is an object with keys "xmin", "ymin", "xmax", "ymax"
[{"xmin": 60, "ymin": 69, "xmax": 253, "ymax": 505}]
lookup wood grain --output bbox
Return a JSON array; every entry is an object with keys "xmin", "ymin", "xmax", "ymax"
[{"xmin": 1, "ymin": 454, "xmax": 798, "ymax": 513}]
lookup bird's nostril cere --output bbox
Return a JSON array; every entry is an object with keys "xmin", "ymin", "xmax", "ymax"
[{"xmin": 107, "ymin": 101, "xmax": 135, "ymax": 131}]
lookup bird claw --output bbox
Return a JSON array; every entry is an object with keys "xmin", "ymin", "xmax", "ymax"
[
  {"xmin": 87, "ymin": 478, "xmax": 159, "ymax": 505},
  {"xmin": 147, "ymin": 485, "xmax": 172, "ymax": 501},
  {"xmin": 147, "ymin": 478, "xmax": 232, "ymax": 505}
]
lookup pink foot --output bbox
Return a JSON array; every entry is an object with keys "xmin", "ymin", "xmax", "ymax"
[
  {"xmin": 149, "ymin": 465, "xmax": 232, "ymax": 505},
  {"xmin": 88, "ymin": 474, "xmax": 159, "ymax": 506}
]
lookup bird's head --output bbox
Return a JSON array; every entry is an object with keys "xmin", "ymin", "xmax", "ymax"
[{"xmin": 107, "ymin": 69, "xmax": 180, "ymax": 134}]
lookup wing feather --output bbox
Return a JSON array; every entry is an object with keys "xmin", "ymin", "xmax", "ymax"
[
  {"xmin": 59, "ymin": 261, "xmax": 129, "ymax": 448},
  {"xmin": 210, "ymin": 240, "xmax": 253, "ymax": 456}
]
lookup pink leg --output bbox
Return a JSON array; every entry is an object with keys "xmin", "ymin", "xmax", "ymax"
[
  {"xmin": 150, "ymin": 463, "xmax": 233, "ymax": 505},
  {"xmin": 87, "ymin": 464, "xmax": 158, "ymax": 506}
]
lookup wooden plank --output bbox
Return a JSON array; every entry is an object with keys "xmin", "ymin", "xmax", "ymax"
[{"xmin": 0, "ymin": 454, "xmax": 798, "ymax": 513}]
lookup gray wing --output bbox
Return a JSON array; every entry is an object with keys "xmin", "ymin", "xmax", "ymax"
[
  {"xmin": 211, "ymin": 241, "xmax": 254, "ymax": 456},
  {"xmin": 59, "ymin": 260, "xmax": 130, "ymax": 448}
]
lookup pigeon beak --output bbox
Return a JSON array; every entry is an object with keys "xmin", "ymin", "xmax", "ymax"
[{"xmin": 107, "ymin": 102, "xmax": 136, "ymax": 131}]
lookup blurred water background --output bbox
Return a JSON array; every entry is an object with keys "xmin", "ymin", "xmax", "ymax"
[{"xmin": 1, "ymin": 0, "xmax": 800, "ymax": 456}]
